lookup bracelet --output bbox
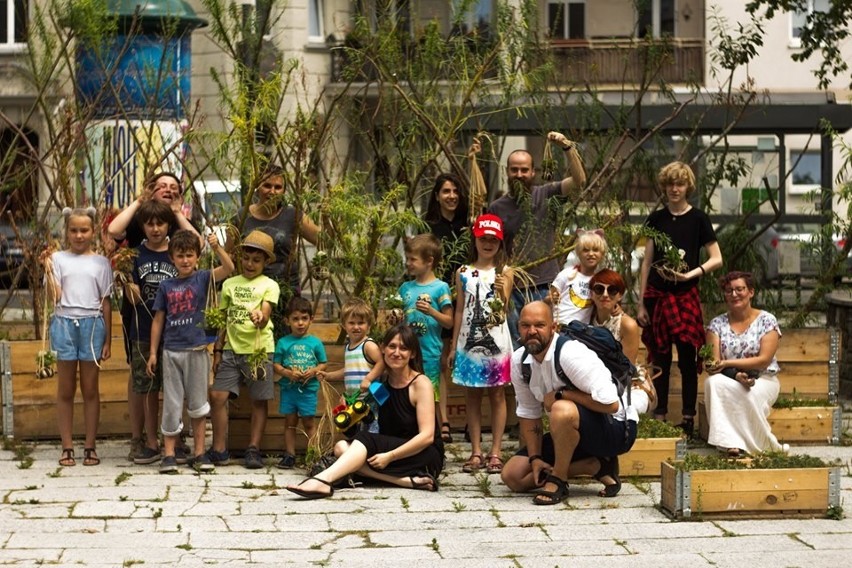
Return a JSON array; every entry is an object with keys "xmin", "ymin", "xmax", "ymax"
[
  {"xmin": 213, "ymin": 349, "xmax": 224, "ymax": 353},
  {"xmin": 562, "ymin": 143, "xmax": 574, "ymax": 152},
  {"xmin": 528, "ymin": 454, "xmax": 544, "ymax": 465},
  {"xmin": 699, "ymin": 265, "xmax": 706, "ymax": 277}
]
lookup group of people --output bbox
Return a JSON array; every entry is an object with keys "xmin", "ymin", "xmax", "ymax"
[{"xmin": 43, "ymin": 136, "xmax": 788, "ymax": 506}]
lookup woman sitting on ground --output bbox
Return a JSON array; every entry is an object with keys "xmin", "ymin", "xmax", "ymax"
[
  {"xmin": 704, "ymin": 271, "xmax": 784, "ymax": 457},
  {"xmin": 588, "ymin": 269, "xmax": 657, "ymax": 415},
  {"xmin": 286, "ymin": 324, "xmax": 445, "ymax": 499}
]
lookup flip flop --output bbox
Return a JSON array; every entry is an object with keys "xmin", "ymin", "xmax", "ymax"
[
  {"xmin": 533, "ymin": 474, "xmax": 569, "ymax": 506},
  {"xmin": 409, "ymin": 471, "xmax": 439, "ymax": 492},
  {"xmin": 287, "ymin": 477, "xmax": 335, "ymax": 500}
]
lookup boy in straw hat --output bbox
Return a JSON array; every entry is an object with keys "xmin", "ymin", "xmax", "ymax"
[{"xmin": 209, "ymin": 230, "xmax": 281, "ymax": 469}]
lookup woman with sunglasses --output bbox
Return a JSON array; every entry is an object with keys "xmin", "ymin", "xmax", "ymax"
[
  {"xmin": 587, "ymin": 269, "xmax": 657, "ymax": 415},
  {"xmin": 704, "ymin": 271, "xmax": 784, "ymax": 457}
]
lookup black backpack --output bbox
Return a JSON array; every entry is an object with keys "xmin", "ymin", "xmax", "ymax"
[{"xmin": 521, "ymin": 319, "xmax": 636, "ymax": 406}]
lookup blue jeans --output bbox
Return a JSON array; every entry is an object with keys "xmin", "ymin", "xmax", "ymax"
[{"xmin": 508, "ymin": 283, "xmax": 552, "ymax": 350}]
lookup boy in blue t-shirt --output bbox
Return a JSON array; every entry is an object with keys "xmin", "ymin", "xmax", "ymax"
[
  {"xmin": 148, "ymin": 230, "xmax": 234, "ymax": 474},
  {"xmin": 400, "ymin": 234, "xmax": 453, "ymax": 424},
  {"xmin": 126, "ymin": 200, "xmax": 179, "ymax": 465},
  {"xmin": 273, "ymin": 296, "xmax": 327, "ymax": 469}
]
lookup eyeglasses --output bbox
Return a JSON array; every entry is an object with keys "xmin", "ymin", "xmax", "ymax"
[
  {"xmin": 723, "ymin": 286, "xmax": 749, "ymax": 296},
  {"xmin": 591, "ymin": 284, "xmax": 620, "ymax": 296}
]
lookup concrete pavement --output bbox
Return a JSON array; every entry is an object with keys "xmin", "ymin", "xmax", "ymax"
[{"xmin": 0, "ymin": 438, "xmax": 850, "ymax": 567}]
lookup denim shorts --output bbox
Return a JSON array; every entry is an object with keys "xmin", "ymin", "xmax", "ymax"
[{"xmin": 49, "ymin": 315, "xmax": 106, "ymax": 362}]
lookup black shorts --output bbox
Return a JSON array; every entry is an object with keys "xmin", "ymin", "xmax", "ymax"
[{"xmin": 515, "ymin": 405, "xmax": 636, "ymax": 462}]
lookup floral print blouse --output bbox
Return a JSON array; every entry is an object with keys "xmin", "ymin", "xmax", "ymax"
[{"xmin": 707, "ymin": 311, "xmax": 782, "ymax": 374}]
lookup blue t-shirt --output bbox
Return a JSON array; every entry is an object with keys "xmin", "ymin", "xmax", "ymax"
[
  {"xmin": 274, "ymin": 334, "xmax": 328, "ymax": 393},
  {"xmin": 152, "ymin": 270, "xmax": 212, "ymax": 350},
  {"xmin": 399, "ymin": 279, "xmax": 452, "ymax": 368},
  {"xmin": 130, "ymin": 243, "xmax": 178, "ymax": 342}
]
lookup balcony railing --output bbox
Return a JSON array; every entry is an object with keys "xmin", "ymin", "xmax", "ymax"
[
  {"xmin": 330, "ymin": 36, "xmax": 704, "ymax": 87},
  {"xmin": 548, "ymin": 38, "xmax": 705, "ymax": 86}
]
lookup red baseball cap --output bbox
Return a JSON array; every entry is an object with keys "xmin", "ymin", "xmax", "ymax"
[{"xmin": 472, "ymin": 214, "xmax": 504, "ymax": 240}]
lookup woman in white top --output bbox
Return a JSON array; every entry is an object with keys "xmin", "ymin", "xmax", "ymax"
[{"xmin": 704, "ymin": 271, "xmax": 784, "ymax": 457}]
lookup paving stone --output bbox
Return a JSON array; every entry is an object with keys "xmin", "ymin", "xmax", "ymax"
[
  {"xmin": 626, "ymin": 534, "xmax": 812, "ymax": 555},
  {"xmin": 70, "ymin": 500, "xmax": 138, "ymax": 518},
  {"xmin": 326, "ymin": 510, "xmax": 498, "ymax": 531},
  {"xmin": 189, "ymin": 530, "xmax": 325, "ymax": 550},
  {"xmin": 369, "ymin": 526, "xmax": 551, "ymax": 547}
]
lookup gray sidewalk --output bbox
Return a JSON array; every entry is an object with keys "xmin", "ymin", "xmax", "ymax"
[{"xmin": 0, "ymin": 438, "xmax": 850, "ymax": 567}]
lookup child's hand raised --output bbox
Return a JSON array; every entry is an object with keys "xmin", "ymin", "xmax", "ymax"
[{"xmin": 206, "ymin": 232, "xmax": 220, "ymax": 249}]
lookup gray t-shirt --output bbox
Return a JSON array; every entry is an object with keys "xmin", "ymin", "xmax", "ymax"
[
  {"xmin": 488, "ymin": 181, "xmax": 564, "ymax": 287},
  {"xmin": 232, "ymin": 206, "xmax": 300, "ymax": 289},
  {"xmin": 51, "ymin": 251, "xmax": 114, "ymax": 318}
]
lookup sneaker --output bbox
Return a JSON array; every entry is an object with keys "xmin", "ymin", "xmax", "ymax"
[
  {"xmin": 244, "ymin": 446, "xmax": 264, "ymax": 470},
  {"xmin": 159, "ymin": 456, "xmax": 179, "ymax": 474},
  {"xmin": 174, "ymin": 446, "xmax": 188, "ymax": 465},
  {"xmin": 133, "ymin": 446, "xmax": 161, "ymax": 465},
  {"xmin": 276, "ymin": 453, "xmax": 296, "ymax": 469},
  {"xmin": 205, "ymin": 448, "xmax": 231, "ymax": 466},
  {"xmin": 192, "ymin": 453, "xmax": 215, "ymax": 473},
  {"xmin": 127, "ymin": 438, "xmax": 144, "ymax": 462}
]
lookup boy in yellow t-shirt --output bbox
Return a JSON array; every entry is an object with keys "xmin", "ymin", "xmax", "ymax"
[{"xmin": 210, "ymin": 230, "xmax": 281, "ymax": 469}]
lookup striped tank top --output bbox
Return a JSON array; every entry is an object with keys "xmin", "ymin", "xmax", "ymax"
[{"xmin": 343, "ymin": 338, "xmax": 377, "ymax": 395}]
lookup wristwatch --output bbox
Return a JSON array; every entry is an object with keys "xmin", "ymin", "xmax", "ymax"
[{"xmin": 554, "ymin": 387, "xmax": 565, "ymax": 400}]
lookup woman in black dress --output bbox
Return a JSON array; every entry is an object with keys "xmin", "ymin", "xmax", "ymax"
[{"xmin": 286, "ymin": 324, "xmax": 444, "ymax": 499}]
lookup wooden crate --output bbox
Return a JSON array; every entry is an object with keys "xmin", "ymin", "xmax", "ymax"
[
  {"xmin": 649, "ymin": 328, "xmax": 840, "ymax": 439},
  {"xmin": 445, "ymin": 382, "xmax": 518, "ymax": 431},
  {"xmin": 1, "ymin": 322, "xmax": 135, "ymax": 439},
  {"xmin": 227, "ymin": 341, "xmax": 346, "ymax": 453},
  {"xmin": 618, "ymin": 437, "xmax": 685, "ymax": 477},
  {"xmin": 698, "ymin": 402, "xmax": 840, "ymax": 445},
  {"xmin": 660, "ymin": 460, "xmax": 841, "ymax": 519}
]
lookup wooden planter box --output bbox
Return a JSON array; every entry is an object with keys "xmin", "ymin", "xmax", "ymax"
[
  {"xmin": 618, "ymin": 436, "xmax": 685, "ymax": 477},
  {"xmin": 660, "ymin": 460, "xmax": 841, "ymax": 519},
  {"xmin": 1, "ymin": 318, "xmax": 130, "ymax": 439},
  {"xmin": 698, "ymin": 402, "xmax": 840, "ymax": 445}
]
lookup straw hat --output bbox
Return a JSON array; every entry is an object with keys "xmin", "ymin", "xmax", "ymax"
[{"xmin": 239, "ymin": 230, "xmax": 276, "ymax": 262}]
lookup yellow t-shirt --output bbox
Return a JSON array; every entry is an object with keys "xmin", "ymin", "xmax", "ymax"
[{"xmin": 220, "ymin": 274, "xmax": 280, "ymax": 354}]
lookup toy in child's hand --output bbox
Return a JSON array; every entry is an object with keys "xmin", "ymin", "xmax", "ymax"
[{"xmin": 333, "ymin": 398, "xmax": 375, "ymax": 432}]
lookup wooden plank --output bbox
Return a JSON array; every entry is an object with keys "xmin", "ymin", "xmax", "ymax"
[
  {"xmin": 769, "ymin": 407, "xmax": 836, "ymax": 443},
  {"xmin": 698, "ymin": 402, "xmax": 837, "ymax": 444},
  {"xmin": 691, "ymin": 468, "xmax": 831, "ymax": 513},
  {"xmin": 11, "ymin": 369, "xmax": 133, "ymax": 405},
  {"xmin": 661, "ymin": 461, "xmax": 835, "ymax": 518},
  {"xmin": 12, "ymin": 401, "xmax": 132, "ymax": 439},
  {"xmin": 619, "ymin": 437, "xmax": 683, "ymax": 477}
]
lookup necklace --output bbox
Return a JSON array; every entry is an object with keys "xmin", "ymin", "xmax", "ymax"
[{"xmin": 669, "ymin": 205, "xmax": 691, "ymax": 221}]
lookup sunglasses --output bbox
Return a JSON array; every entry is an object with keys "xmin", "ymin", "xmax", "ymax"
[{"xmin": 591, "ymin": 283, "xmax": 620, "ymax": 296}]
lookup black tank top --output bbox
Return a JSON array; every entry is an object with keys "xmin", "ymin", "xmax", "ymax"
[{"xmin": 379, "ymin": 374, "xmax": 442, "ymax": 447}]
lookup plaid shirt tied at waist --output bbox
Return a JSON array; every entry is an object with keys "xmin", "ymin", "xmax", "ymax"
[{"xmin": 641, "ymin": 285, "xmax": 705, "ymax": 362}]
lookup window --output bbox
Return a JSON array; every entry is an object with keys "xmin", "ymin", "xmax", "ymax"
[
  {"xmin": 790, "ymin": 150, "xmax": 822, "ymax": 194},
  {"xmin": 637, "ymin": 0, "xmax": 675, "ymax": 38},
  {"xmin": 547, "ymin": 0, "xmax": 585, "ymax": 40},
  {"xmin": 308, "ymin": 0, "xmax": 324, "ymax": 43},
  {"xmin": 0, "ymin": 0, "xmax": 27, "ymax": 48},
  {"xmin": 790, "ymin": 0, "xmax": 829, "ymax": 46},
  {"xmin": 453, "ymin": 0, "xmax": 494, "ymax": 38}
]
